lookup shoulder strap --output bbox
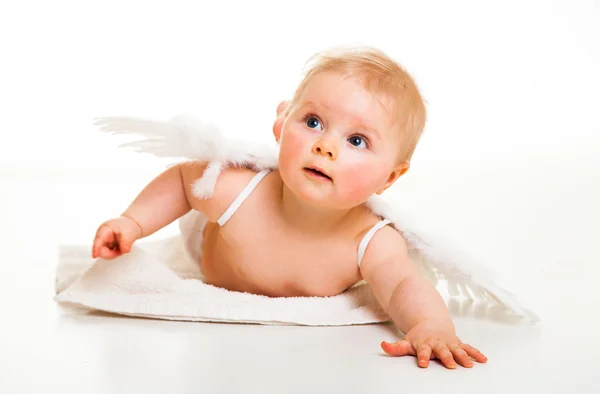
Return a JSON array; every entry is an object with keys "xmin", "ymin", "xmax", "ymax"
[
  {"xmin": 357, "ymin": 219, "xmax": 392, "ymax": 267},
  {"xmin": 217, "ymin": 170, "xmax": 270, "ymax": 226}
]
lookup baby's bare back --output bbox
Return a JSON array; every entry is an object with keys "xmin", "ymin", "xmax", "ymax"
[{"xmin": 186, "ymin": 168, "xmax": 380, "ymax": 298}]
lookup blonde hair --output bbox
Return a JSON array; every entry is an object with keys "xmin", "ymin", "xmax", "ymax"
[{"xmin": 287, "ymin": 46, "xmax": 426, "ymax": 162}]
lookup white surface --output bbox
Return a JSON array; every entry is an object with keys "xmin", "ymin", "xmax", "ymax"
[
  {"xmin": 1, "ymin": 164, "xmax": 599, "ymax": 393},
  {"xmin": 1, "ymin": 0, "xmax": 599, "ymax": 392}
]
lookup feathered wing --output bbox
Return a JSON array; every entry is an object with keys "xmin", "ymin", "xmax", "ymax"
[
  {"xmin": 94, "ymin": 115, "xmax": 279, "ymax": 168},
  {"xmin": 95, "ymin": 115, "xmax": 540, "ymax": 324},
  {"xmin": 94, "ymin": 115, "xmax": 279, "ymax": 198}
]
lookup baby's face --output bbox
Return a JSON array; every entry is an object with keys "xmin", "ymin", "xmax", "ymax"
[{"xmin": 277, "ymin": 71, "xmax": 406, "ymax": 210}]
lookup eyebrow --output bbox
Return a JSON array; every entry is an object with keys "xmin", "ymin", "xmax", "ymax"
[
  {"xmin": 301, "ymin": 101, "xmax": 330, "ymax": 111},
  {"xmin": 300, "ymin": 101, "xmax": 382, "ymax": 139}
]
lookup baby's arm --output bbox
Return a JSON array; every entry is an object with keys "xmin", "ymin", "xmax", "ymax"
[
  {"xmin": 92, "ymin": 161, "xmax": 212, "ymax": 259},
  {"xmin": 359, "ymin": 227, "xmax": 487, "ymax": 369},
  {"xmin": 122, "ymin": 164, "xmax": 194, "ymax": 236}
]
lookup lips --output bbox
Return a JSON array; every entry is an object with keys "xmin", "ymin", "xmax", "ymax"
[{"xmin": 303, "ymin": 166, "xmax": 332, "ymax": 181}]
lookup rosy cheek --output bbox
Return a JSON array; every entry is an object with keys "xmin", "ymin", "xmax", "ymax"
[
  {"xmin": 286, "ymin": 126, "xmax": 311, "ymax": 144},
  {"xmin": 283, "ymin": 127, "xmax": 312, "ymax": 151},
  {"xmin": 337, "ymin": 160, "xmax": 383, "ymax": 198},
  {"xmin": 279, "ymin": 127, "xmax": 308, "ymax": 168}
]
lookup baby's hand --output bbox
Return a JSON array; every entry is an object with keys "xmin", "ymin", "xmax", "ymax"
[
  {"xmin": 381, "ymin": 321, "xmax": 487, "ymax": 369},
  {"xmin": 91, "ymin": 216, "xmax": 143, "ymax": 260}
]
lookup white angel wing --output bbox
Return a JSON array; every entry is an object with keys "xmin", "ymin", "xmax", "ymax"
[
  {"xmin": 94, "ymin": 115, "xmax": 279, "ymax": 198},
  {"xmin": 94, "ymin": 115, "xmax": 540, "ymax": 324},
  {"xmin": 366, "ymin": 196, "xmax": 540, "ymax": 324},
  {"xmin": 94, "ymin": 115, "xmax": 279, "ymax": 169}
]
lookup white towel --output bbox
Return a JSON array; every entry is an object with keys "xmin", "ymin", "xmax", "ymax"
[{"xmin": 54, "ymin": 228, "xmax": 536, "ymax": 326}]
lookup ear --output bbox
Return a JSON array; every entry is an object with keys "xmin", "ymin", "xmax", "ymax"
[
  {"xmin": 376, "ymin": 162, "xmax": 410, "ymax": 195},
  {"xmin": 272, "ymin": 100, "xmax": 290, "ymax": 142}
]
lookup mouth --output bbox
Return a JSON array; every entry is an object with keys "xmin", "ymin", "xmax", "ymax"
[{"xmin": 303, "ymin": 167, "xmax": 332, "ymax": 182}]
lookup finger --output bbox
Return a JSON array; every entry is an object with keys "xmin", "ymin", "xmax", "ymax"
[
  {"xmin": 434, "ymin": 344, "xmax": 458, "ymax": 369},
  {"xmin": 92, "ymin": 226, "xmax": 114, "ymax": 258},
  {"xmin": 99, "ymin": 246, "xmax": 121, "ymax": 260},
  {"xmin": 381, "ymin": 340, "xmax": 415, "ymax": 357},
  {"xmin": 416, "ymin": 344, "xmax": 432, "ymax": 368},
  {"xmin": 450, "ymin": 344, "xmax": 473, "ymax": 368},
  {"xmin": 116, "ymin": 230, "xmax": 134, "ymax": 253},
  {"xmin": 461, "ymin": 343, "xmax": 488, "ymax": 363}
]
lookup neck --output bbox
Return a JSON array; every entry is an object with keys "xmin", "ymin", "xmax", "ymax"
[{"xmin": 278, "ymin": 180, "xmax": 352, "ymax": 234}]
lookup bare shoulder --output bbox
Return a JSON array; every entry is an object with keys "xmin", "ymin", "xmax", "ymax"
[
  {"xmin": 352, "ymin": 207, "xmax": 408, "ymax": 260},
  {"xmin": 361, "ymin": 225, "xmax": 408, "ymax": 265},
  {"xmin": 179, "ymin": 161, "xmax": 262, "ymax": 222},
  {"xmin": 358, "ymin": 222, "xmax": 416, "ymax": 281}
]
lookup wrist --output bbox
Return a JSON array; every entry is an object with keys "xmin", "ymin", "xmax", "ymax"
[
  {"xmin": 121, "ymin": 213, "xmax": 144, "ymax": 238},
  {"xmin": 412, "ymin": 318, "xmax": 455, "ymax": 334}
]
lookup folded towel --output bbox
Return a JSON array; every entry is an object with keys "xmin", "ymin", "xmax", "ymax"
[{"xmin": 54, "ymin": 226, "xmax": 536, "ymax": 326}]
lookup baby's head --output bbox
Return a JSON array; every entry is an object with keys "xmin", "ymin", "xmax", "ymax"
[{"xmin": 273, "ymin": 46, "xmax": 426, "ymax": 210}]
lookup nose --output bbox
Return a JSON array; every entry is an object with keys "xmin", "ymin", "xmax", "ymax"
[{"xmin": 312, "ymin": 137, "xmax": 337, "ymax": 160}]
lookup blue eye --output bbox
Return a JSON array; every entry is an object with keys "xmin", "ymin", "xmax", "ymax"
[
  {"xmin": 305, "ymin": 117, "xmax": 321, "ymax": 129},
  {"xmin": 348, "ymin": 135, "xmax": 367, "ymax": 149}
]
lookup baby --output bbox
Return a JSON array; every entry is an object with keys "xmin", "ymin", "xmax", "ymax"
[{"xmin": 92, "ymin": 46, "xmax": 487, "ymax": 369}]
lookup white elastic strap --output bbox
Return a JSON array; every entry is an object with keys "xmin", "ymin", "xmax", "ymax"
[
  {"xmin": 357, "ymin": 219, "xmax": 392, "ymax": 267},
  {"xmin": 217, "ymin": 170, "xmax": 270, "ymax": 226}
]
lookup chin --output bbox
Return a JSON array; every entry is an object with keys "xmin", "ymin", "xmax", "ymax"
[
  {"xmin": 290, "ymin": 184, "xmax": 330, "ymax": 206},
  {"xmin": 291, "ymin": 183, "xmax": 361, "ymax": 210},
  {"xmin": 282, "ymin": 177, "xmax": 331, "ymax": 207}
]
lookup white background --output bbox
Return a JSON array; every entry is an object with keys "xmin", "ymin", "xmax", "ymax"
[{"xmin": 1, "ymin": 1, "xmax": 599, "ymax": 393}]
